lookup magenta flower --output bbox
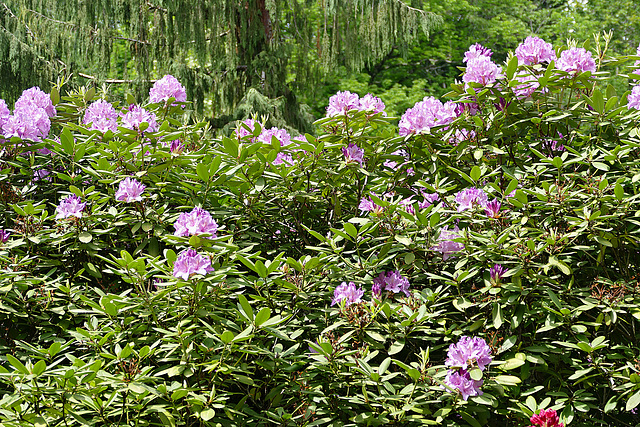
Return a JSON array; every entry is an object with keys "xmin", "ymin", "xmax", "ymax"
[
  {"xmin": 0, "ymin": 99, "xmax": 10, "ymax": 132},
  {"xmin": 235, "ymin": 118, "xmax": 260, "ymax": 140},
  {"xmin": 115, "ymin": 177, "xmax": 146, "ymax": 202},
  {"xmin": 172, "ymin": 249, "xmax": 214, "ymax": 280},
  {"xmin": 463, "ymin": 55, "xmax": 503, "ymax": 86},
  {"xmin": 0, "ymin": 229, "xmax": 10, "ymax": 243},
  {"xmin": 55, "ymin": 194, "xmax": 86, "ymax": 220},
  {"xmin": 149, "ymin": 75, "xmax": 187, "ymax": 105},
  {"xmin": 359, "ymin": 196, "xmax": 384, "ymax": 215},
  {"xmin": 83, "ymin": 100, "xmax": 119, "ymax": 133},
  {"xmin": 342, "ymin": 143, "xmax": 365, "ymax": 165},
  {"xmin": 331, "ymin": 281, "xmax": 364, "ymax": 306},
  {"xmin": 121, "ymin": 105, "xmax": 158, "ymax": 132},
  {"xmin": 445, "ymin": 336, "xmax": 493, "ymax": 371},
  {"xmin": 556, "ymin": 47, "xmax": 596, "ymax": 75},
  {"xmin": 433, "ymin": 226, "xmax": 464, "ymax": 260},
  {"xmin": 419, "ymin": 192, "xmax": 440, "ymax": 209},
  {"xmin": 2, "ymin": 106, "xmax": 50, "ymax": 142},
  {"xmin": 399, "ymin": 97, "xmax": 457, "ymax": 136},
  {"xmin": 513, "ymin": 73, "xmax": 541, "ymax": 98},
  {"xmin": 372, "ymin": 273, "xmax": 386, "ymax": 298},
  {"xmin": 371, "ymin": 271, "xmax": 410, "ymax": 297},
  {"xmin": 174, "ymin": 207, "xmax": 218, "ymax": 238},
  {"xmin": 455, "ymin": 187, "xmax": 489, "ymax": 212},
  {"xmin": 489, "ymin": 264, "xmax": 507, "ymax": 284},
  {"xmin": 258, "ymin": 127, "xmax": 296, "ymax": 166},
  {"xmin": 326, "ymin": 91, "xmax": 361, "ymax": 117},
  {"xmin": 444, "ymin": 369, "xmax": 483, "ymax": 401},
  {"xmin": 14, "ymin": 87, "xmax": 56, "ymax": 117},
  {"xmin": 628, "ymin": 85, "xmax": 640, "ymax": 110},
  {"xmin": 463, "ymin": 43, "xmax": 493, "ymax": 63},
  {"xmin": 485, "ymin": 199, "xmax": 501, "ymax": 218},
  {"xmin": 529, "ymin": 409, "xmax": 564, "ymax": 427},
  {"xmin": 515, "ymin": 36, "xmax": 556, "ymax": 65},
  {"xmin": 359, "ymin": 93, "xmax": 386, "ymax": 115}
]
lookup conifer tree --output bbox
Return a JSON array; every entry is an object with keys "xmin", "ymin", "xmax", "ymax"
[{"xmin": 0, "ymin": 0, "xmax": 441, "ymax": 132}]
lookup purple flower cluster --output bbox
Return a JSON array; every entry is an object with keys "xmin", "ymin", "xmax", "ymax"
[
  {"xmin": 174, "ymin": 207, "xmax": 218, "ymax": 238},
  {"xmin": 331, "ymin": 281, "xmax": 364, "ymax": 306},
  {"xmin": 399, "ymin": 96, "xmax": 458, "ymax": 136},
  {"xmin": 359, "ymin": 195, "xmax": 384, "ymax": 215},
  {"xmin": 83, "ymin": 100, "xmax": 119, "ymax": 133},
  {"xmin": 258, "ymin": 127, "xmax": 295, "ymax": 165},
  {"xmin": 462, "ymin": 44, "xmax": 502, "ymax": 87},
  {"xmin": 1, "ymin": 87, "xmax": 54, "ymax": 142},
  {"xmin": 515, "ymin": 36, "xmax": 556, "ymax": 66},
  {"xmin": 172, "ymin": 249, "xmax": 214, "ymax": 280},
  {"xmin": 463, "ymin": 43, "xmax": 493, "ymax": 63},
  {"xmin": 556, "ymin": 47, "xmax": 596, "ymax": 75},
  {"xmin": 326, "ymin": 91, "xmax": 386, "ymax": 117},
  {"xmin": 529, "ymin": 409, "xmax": 564, "ymax": 427},
  {"xmin": 489, "ymin": 264, "xmax": 507, "ymax": 284},
  {"xmin": 455, "ymin": 187, "xmax": 488, "ymax": 212},
  {"xmin": 115, "ymin": 177, "xmax": 146, "ymax": 202},
  {"xmin": 444, "ymin": 336, "xmax": 492, "ymax": 401},
  {"xmin": 433, "ymin": 226, "xmax": 464, "ymax": 260},
  {"xmin": 149, "ymin": 75, "xmax": 187, "ymax": 105},
  {"xmin": 121, "ymin": 105, "xmax": 158, "ymax": 133},
  {"xmin": 0, "ymin": 229, "xmax": 10, "ymax": 243},
  {"xmin": 235, "ymin": 118, "xmax": 260, "ymax": 141},
  {"xmin": 55, "ymin": 194, "xmax": 86, "ymax": 220},
  {"xmin": 372, "ymin": 270, "xmax": 410, "ymax": 297},
  {"xmin": 628, "ymin": 85, "xmax": 640, "ymax": 110},
  {"xmin": 484, "ymin": 199, "xmax": 501, "ymax": 218},
  {"xmin": 342, "ymin": 143, "xmax": 365, "ymax": 166},
  {"xmin": 513, "ymin": 74, "xmax": 541, "ymax": 98},
  {"xmin": 162, "ymin": 139, "xmax": 185, "ymax": 154}
]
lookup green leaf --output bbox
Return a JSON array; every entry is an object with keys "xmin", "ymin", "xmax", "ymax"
[
  {"xmin": 494, "ymin": 375, "xmax": 521, "ymax": 386},
  {"xmin": 626, "ymin": 389, "xmax": 640, "ymax": 411},
  {"xmin": 6, "ymin": 354, "xmax": 29, "ymax": 374},
  {"xmin": 200, "ymin": 409, "xmax": 216, "ymax": 421},
  {"xmin": 469, "ymin": 368, "xmax": 483, "ymax": 381},
  {"xmin": 470, "ymin": 165, "xmax": 482, "ymax": 182},
  {"xmin": 196, "ymin": 163, "xmax": 210, "ymax": 181},
  {"xmin": 254, "ymin": 307, "xmax": 271, "ymax": 326},
  {"xmin": 238, "ymin": 294, "xmax": 254, "ymax": 321},
  {"xmin": 79, "ymin": 232, "xmax": 93, "ymax": 243},
  {"xmin": 615, "ymin": 183, "xmax": 624, "ymax": 201},
  {"xmin": 501, "ymin": 358, "xmax": 526, "ymax": 370},
  {"xmin": 506, "ymin": 55, "xmax": 519, "ymax": 80}
]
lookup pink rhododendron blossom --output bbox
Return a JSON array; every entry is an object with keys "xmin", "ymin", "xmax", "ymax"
[
  {"xmin": 326, "ymin": 91, "xmax": 361, "ymax": 116},
  {"xmin": 172, "ymin": 249, "xmax": 214, "ymax": 280},
  {"xmin": 463, "ymin": 55, "xmax": 503, "ymax": 86},
  {"xmin": 174, "ymin": 207, "xmax": 218, "ymax": 238},
  {"xmin": 485, "ymin": 199, "xmax": 501, "ymax": 218},
  {"xmin": 372, "ymin": 271, "xmax": 410, "ymax": 297},
  {"xmin": 628, "ymin": 85, "xmax": 640, "ymax": 110},
  {"xmin": 15, "ymin": 87, "xmax": 56, "ymax": 117},
  {"xmin": 115, "ymin": 177, "xmax": 146, "ymax": 202},
  {"xmin": 463, "ymin": 43, "xmax": 493, "ymax": 63},
  {"xmin": 0, "ymin": 99, "xmax": 10, "ymax": 132},
  {"xmin": 445, "ymin": 336, "xmax": 493, "ymax": 371},
  {"xmin": 83, "ymin": 100, "xmax": 119, "ymax": 133},
  {"xmin": 399, "ymin": 97, "xmax": 457, "ymax": 136},
  {"xmin": 529, "ymin": 408, "xmax": 564, "ymax": 427},
  {"xmin": 359, "ymin": 93, "xmax": 386, "ymax": 115},
  {"xmin": 556, "ymin": 47, "xmax": 596, "ymax": 75},
  {"xmin": 331, "ymin": 281, "xmax": 364, "ymax": 306},
  {"xmin": 33, "ymin": 169, "xmax": 51, "ymax": 182},
  {"xmin": 2, "ymin": 106, "xmax": 50, "ymax": 141},
  {"xmin": 258, "ymin": 127, "xmax": 295, "ymax": 165},
  {"xmin": 121, "ymin": 105, "xmax": 158, "ymax": 132},
  {"xmin": 359, "ymin": 196, "xmax": 384, "ymax": 215},
  {"xmin": 235, "ymin": 118, "xmax": 260, "ymax": 140},
  {"xmin": 342, "ymin": 143, "xmax": 364, "ymax": 165},
  {"xmin": 515, "ymin": 36, "xmax": 556, "ymax": 65},
  {"xmin": 149, "ymin": 75, "xmax": 187, "ymax": 105},
  {"xmin": 434, "ymin": 226, "xmax": 464, "ymax": 260},
  {"xmin": 0, "ymin": 229, "xmax": 9, "ymax": 243},
  {"xmin": 513, "ymin": 74, "xmax": 541, "ymax": 98},
  {"xmin": 56, "ymin": 194, "xmax": 86, "ymax": 220},
  {"xmin": 450, "ymin": 128, "xmax": 477, "ymax": 145},
  {"xmin": 418, "ymin": 192, "xmax": 440, "ymax": 209},
  {"xmin": 444, "ymin": 370, "xmax": 483, "ymax": 401},
  {"xmin": 490, "ymin": 264, "xmax": 507, "ymax": 284},
  {"xmin": 455, "ymin": 187, "xmax": 489, "ymax": 212}
]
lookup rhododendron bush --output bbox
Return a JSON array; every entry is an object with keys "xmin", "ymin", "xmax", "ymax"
[{"xmin": 2, "ymin": 37, "xmax": 640, "ymax": 426}]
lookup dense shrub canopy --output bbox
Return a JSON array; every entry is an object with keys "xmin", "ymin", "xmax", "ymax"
[{"xmin": 1, "ymin": 35, "xmax": 640, "ymax": 426}]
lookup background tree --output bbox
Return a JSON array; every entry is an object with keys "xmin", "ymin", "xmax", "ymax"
[{"xmin": 0, "ymin": 0, "xmax": 441, "ymax": 133}]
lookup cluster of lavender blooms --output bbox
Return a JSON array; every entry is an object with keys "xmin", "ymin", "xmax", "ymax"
[
  {"xmin": 331, "ymin": 281, "xmax": 364, "ymax": 306},
  {"xmin": 342, "ymin": 143, "xmax": 364, "ymax": 166},
  {"xmin": 121, "ymin": 105, "xmax": 159, "ymax": 133},
  {"xmin": 326, "ymin": 91, "xmax": 386, "ymax": 117},
  {"xmin": 257, "ymin": 127, "xmax": 295, "ymax": 165},
  {"xmin": 372, "ymin": 270, "xmax": 410, "ymax": 298},
  {"xmin": 433, "ymin": 226, "xmax": 464, "ymax": 260},
  {"xmin": 555, "ymin": 47, "xmax": 596, "ymax": 75},
  {"xmin": 172, "ymin": 249, "xmax": 214, "ymax": 280},
  {"xmin": 55, "ymin": 195, "xmax": 87, "ymax": 220},
  {"xmin": 529, "ymin": 409, "xmax": 565, "ymax": 427},
  {"xmin": 149, "ymin": 75, "xmax": 187, "ymax": 105},
  {"xmin": 115, "ymin": 178, "xmax": 146, "ymax": 202},
  {"xmin": 0, "ymin": 229, "xmax": 10, "ymax": 243},
  {"xmin": 515, "ymin": 36, "xmax": 556, "ymax": 66},
  {"xmin": 383, "ymin": 149, "xmax": 414, "ymax": 175},
  {"xmin": 454, "ymin": 187, "xmax": 502, "ymax": 218},
  {"xmin": 174, "ymin": 207, "xmax": 218, "ymax": 238},
  {"xmin": 0, "ymin": 87, "xmax": 55, "ymax": 142},
  {"xmin": 398, "ymin": 96, "xmax": 458, "ymax": 136},
  {"xmin": 489, "ymin": 264, "xmax": 507, "ymax": 285},
  {"xmin": 462, "ymin": 43, "xmax": 503, "ymax": 87},
  {"xmin": 628, "ymin": 45, "xmax": 640, "ymax": 110},
  {"xmin": 83, "ymin": 100, "xmax": 119, "ymax": 133},
  {"xmin": 444, "ymin": 336, "xmax": 492, "ymax": 401},
  {"xmin": 359, "ymin": 194, "xmax": 385, "ymax": 215}
]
